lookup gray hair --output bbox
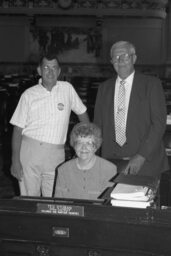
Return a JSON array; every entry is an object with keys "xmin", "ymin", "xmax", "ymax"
[
  {"xmin": 70, "ymin": 122, "xmax": 102, "ymax": 150},
  {"xmin": 110, "ymin": 41, "xmax": 136, "ymax": 58}
]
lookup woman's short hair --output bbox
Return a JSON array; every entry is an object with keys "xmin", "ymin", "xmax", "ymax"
[{"xmin": 70, "ymin": 122, "xmax": 102, "ymax": 150}]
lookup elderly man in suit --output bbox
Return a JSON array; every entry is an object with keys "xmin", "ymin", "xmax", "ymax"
[{"xmin": 94, "ymin": 40, "xmax": 169, "ymax": 177}]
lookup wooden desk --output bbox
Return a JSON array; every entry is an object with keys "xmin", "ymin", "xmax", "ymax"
[{"xmin": 0, "ymin": 197, "xmax": 171, "ymax": 256}]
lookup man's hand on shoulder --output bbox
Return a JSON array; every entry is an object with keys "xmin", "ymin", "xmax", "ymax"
[{"xmin": 123, "ymin": 154, "xmax": 145, "ymax": 175}]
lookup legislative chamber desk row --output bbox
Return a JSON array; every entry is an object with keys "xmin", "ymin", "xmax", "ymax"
[{"xmin": 0, "ymin": 195, "xmax": 171, "ymax": 256}]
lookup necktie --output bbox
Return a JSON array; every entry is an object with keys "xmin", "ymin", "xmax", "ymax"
[{"xmin": 115, "ymin": 80, "xmax": 126, "ymax": 146}]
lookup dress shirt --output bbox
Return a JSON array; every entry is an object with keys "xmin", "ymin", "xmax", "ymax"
[{"xmin": 10, "ymin": 79, "xmax": 87, "ymax": 144}]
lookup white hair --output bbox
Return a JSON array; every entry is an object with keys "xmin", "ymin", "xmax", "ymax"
[{"xmin": 110, "ymin": 41, "xmax": 136, "ymax": 58}]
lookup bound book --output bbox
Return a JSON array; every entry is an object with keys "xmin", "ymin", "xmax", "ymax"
[{"xmin": 111, "ymin": 199, "xmax": 153, "ymax": 208}]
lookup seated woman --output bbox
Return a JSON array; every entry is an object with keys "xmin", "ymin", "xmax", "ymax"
[{"xmin": 55, "ymin": 122, "xmax": 117, "ymax": 200}]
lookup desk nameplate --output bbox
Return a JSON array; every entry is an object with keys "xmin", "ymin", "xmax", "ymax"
[{"xmin": 36, "ymin": 203, "xmax": 84, "ymax": 217}]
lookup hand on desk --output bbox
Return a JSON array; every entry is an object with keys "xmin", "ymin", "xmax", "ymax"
[{"xmin": 123, "ymin": 154, "xmax": 145, "ymax": 175}]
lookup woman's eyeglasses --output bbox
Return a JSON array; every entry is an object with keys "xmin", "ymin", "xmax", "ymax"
[{"xmin": 75, "ymin": 141, "xmax": 95, "ymax": 150}]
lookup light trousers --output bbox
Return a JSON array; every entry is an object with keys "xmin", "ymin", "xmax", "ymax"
[{"xmin": 19, "ymin": 135, "xmax": 65, "ymax": 197}]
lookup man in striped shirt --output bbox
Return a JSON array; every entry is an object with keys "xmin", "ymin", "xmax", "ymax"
[{"xmin": 10, "ymin": 52, "xmax": 89, "ymax": 197}]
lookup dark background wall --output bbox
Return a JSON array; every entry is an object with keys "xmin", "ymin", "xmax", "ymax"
[{"xmin": 0, "ymin": 0, "xmax": 170, "ymax": 78}]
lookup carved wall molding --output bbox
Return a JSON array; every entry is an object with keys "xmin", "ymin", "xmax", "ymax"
[{"xmin": 0, "ymin": 0, "xmax": 168, "ymax": 19}]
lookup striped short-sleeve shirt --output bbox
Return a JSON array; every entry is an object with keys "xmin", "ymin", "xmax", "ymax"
[{"xmin": 10, "ymin": 79, "xmax": 87, "ymax": 144}]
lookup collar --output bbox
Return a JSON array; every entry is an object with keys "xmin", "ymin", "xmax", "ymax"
[
  {"xmin": 117, "ymin": 71, "xmax": 135, "ymax": 85},
  {"xmin": 76, "ymin": 155, "xmax": 97, "ymax": 170},
  {"xmin": 38, "ymin": 78, "xmax": 58, "ymax": 92}
]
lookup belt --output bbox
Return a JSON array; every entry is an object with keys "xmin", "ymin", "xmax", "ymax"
[{"xmin": 22, "ymin": 135, "xmax": 64, "ymax": 149}]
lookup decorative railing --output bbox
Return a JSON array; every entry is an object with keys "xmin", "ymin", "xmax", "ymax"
[{"xmin": 0, "ymin": 0, "xmax": 168, "ymax": 10}]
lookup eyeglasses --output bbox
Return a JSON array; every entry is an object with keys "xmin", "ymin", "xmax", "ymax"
[
  {"xmin": 111, "ymin": 53, "xmax": 134, "ymax": 63},
  {"xmin": 75, "ymin": 141, "xmax": 95, "ymax": 150},
  {"xmin": 43, "ymin": 65, "xmax": 58, "ymax": 72}
]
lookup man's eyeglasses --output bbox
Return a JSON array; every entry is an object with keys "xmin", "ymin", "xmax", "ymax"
[
  {"xmin": 43, "ymin": 65, "xmax": 58, "ymax": 72},
  {"xmin": 111, "ymin": 53, "xmax": 134, "ymax": 63}
]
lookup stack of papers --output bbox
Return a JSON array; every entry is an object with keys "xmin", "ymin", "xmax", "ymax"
[
  {"xmin": 111, "ymin": 200, "xmax": 152, "ymax": 208},
  {"xmin": 110, "ymin": 183, "xmax": 153, "ymax": 208},
  {"xmin": 167, "ymin": 115, "xmax": 171, "ymax": 125}
]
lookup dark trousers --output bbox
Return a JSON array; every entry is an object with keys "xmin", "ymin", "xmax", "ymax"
[{"xmin": 160, "ymin": 170, "xmax": 171, "ymax": 206}]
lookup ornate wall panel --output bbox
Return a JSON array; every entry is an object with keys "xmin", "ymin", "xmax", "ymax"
[{"xmin": 0, "ymin": 0, "xmax": 169, "ymax": 77}]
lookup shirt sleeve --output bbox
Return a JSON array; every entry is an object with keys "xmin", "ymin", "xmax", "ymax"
[
  {"xmin": 9, "ymin": 92, "xmax": 29, "ymax": 129},
  {"xmin": 69, "ymin": 83, "xmax": 87, "ymax": 115}
]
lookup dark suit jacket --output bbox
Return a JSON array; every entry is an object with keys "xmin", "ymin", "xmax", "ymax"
[{"xmin": 94, "ymin": 71, "xmax": 169, "ymax": 177}]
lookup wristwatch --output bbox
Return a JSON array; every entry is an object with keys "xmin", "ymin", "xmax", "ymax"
[{"xmin": 58, "ymin": 0, "xmax": 72, "ymax": 9}]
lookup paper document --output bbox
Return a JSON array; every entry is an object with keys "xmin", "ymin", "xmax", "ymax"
[
  {"xmin": 111, "ymin": 199, "xmax": 152, "ymax": 208},
  {"xmin": 110, "ymin": 183, "xmax": 150, "ymax": 201},
  {"xmin": 167, "ymin": 115, "xmax": 171, "ymax": 125}
]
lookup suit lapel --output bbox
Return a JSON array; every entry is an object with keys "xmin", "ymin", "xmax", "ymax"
[{"xmin": 126, "ymin": 72, "xmax": 142, "ymax": 134}]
